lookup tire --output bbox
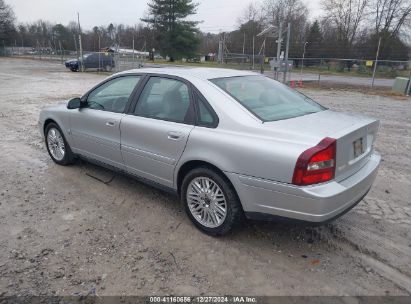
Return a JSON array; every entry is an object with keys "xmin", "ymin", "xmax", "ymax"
[
  {"xmin": 181, "ymin": 167, "xmax": 244, "ymax": 236},
  {"xmin": 105, "ymin": 64, "xmax": 113, "ymax": 72},
  {"xmin": 44, "ymin": 123, "xmax": 74, "ymax": 166}
]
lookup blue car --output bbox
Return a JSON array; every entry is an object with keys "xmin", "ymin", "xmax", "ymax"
[{"xmin": 65, "ymin": 53, "xmax": 115, "ymax": 72}]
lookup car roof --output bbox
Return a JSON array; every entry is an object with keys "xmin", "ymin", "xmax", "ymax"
[{"xmin": 117, "ymin": 67, "xmax": 258, "ymax": 81}]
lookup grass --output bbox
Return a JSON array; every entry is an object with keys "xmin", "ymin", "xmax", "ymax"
[
  {"xmin": 301, "ymin": 81, "xmax": 410, "ymax": 99},
  {"xmin": 148, "ymin": 59, "xmax": 410, "ymax": 79},
  {"xmin": 301, "ymin": 66, "xmax": 411, "ymax": 79}
]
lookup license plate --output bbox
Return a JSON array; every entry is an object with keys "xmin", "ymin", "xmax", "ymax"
[{"xmin": 353, "ymin": 138, "xmax": 364, "ymax": 158}]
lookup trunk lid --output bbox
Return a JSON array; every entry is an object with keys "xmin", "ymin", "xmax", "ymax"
[{"xmin": 262, "ymin": 110, "xmax": 379, "ymax": 181}]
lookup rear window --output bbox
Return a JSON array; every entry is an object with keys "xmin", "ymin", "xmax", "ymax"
[{"xmin": 211, "ymin": 75, "xmax": 325, "ymax": 121}]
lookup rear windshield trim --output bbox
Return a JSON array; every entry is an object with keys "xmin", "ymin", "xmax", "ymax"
[{"xmin": 210, "ymin": 75, "xmax": 326, "ymax": 122}]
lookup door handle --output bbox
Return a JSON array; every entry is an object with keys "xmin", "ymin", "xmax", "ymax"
[
  {"xmin": 106, "ymin": 121, "xmax": 116, "ymax": 127},
  {"xmin": 167, "ymin": 131, "xmax": 182, "ymax": 140}
]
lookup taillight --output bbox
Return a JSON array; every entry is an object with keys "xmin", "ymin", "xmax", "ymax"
[{"xmin": 292, "ymin": 137, "xmax": 336, "ymax": 186}]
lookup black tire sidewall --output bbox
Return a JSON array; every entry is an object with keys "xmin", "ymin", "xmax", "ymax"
[
  {"xmin": 44, "ymin": 123, "xmax": 72, "ymax": 165},
  {"xmin": 181, "ymin": 167, "xmax": 243, "ymax": 236}
]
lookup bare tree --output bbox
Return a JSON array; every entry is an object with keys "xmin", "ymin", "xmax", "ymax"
[
  {"xmin": 371, "ymin": 0, "xmax": 411, "ymax": 37},
  {"xmin": 237, "ymin": 2, "xmax": 262, "ymax": 25},
  {"xmin": 261, "ymin": 0, "xmax": 310, "ymax": 57},
  {"xmin": 321, "ymin": 0, "xmax": 368, "ymax": 54},
  {"xmin": 263, "ymin": 0, "xmax": 308, "ymax": 27}
]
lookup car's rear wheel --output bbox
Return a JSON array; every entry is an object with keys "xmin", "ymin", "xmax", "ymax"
[
  {"xmin": 181, "ymin": 167, "xmax": 243, "ymax": 235},
  {"xmin": 105, "ymin": 64, "xmax": 113, "ymax": 72},
  {"xmin": 45, "ymin": 123, "xmax": 74, "ymax": 166}
]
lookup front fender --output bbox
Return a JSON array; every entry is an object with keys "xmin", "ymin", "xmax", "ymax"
[{"xmin": 39, "ymin": 104, "xmax": 73, "ymax": 146}]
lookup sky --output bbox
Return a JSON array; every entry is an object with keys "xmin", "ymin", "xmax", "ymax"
[{"xmin": 7, "ymin": 0, "xmax": 323, "ymax": 33}]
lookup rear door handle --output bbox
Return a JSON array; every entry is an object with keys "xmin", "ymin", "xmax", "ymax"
[
  {"xmin": 167, "ymin": 131, "xmax": 182, "ymax": 140},
  {"xmin": 106, "ymin": 121, "xmax": 116, "ymax": 127}
]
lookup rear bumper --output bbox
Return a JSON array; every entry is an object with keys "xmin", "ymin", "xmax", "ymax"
[{"xmin": 226, "ymin": 151, "xmax": 380, "ymax": 223}]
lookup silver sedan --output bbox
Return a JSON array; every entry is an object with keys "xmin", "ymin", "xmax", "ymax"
[{"xmin": 39, "ymin": 68, "xmax": 380, "ymax": 235}]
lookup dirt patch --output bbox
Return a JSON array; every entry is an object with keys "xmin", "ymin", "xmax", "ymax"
[{"xmin": 300, "ymin": 81, "xmax": 411, "ymax": 99}]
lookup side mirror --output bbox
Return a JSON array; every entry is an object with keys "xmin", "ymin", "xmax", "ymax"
[{"xmin": 67, "ymin": 97, "xmax": 81, "ymax": 109}]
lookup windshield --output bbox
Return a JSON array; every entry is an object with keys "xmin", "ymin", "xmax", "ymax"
[
  {"xmin": 211, "ymin": 75, "xmax": 325, "ymax": 121},
  {"xmin": 80, "ymin": 53, "xmax": 92, "ymax": 60}
]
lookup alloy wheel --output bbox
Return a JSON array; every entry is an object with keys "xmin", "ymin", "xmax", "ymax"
[
  {"xmin": 47, "ymin": 127, "xmax": 65, "ymax": 161},
  {"xmin": 186, "ymin": 177, "xmax": 227, "ymax": 228}
]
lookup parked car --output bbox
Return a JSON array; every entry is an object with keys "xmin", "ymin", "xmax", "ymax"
[
  {"xmin": 39, "ymin": 68, "xmax": 381, "ymax": 235},
  {"xmin": 64, "ymin": 53, "xmax": 115, "ymax": 72}
]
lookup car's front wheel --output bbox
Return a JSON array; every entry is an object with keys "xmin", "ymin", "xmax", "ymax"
[
  {"xmin": 45, "ymin": 123, "xmax": 74, "ymax": 166},
  {"xmin": 181, "ymin": 167, "xmax": 243, "ymax": 235},
  {"xmin": 105, "ymin": 64, "xmax": 113, "ymax": 72}
]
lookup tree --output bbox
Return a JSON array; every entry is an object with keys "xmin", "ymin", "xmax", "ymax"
[
  {"xmin": 371, "ymin": 0, "xmax": 411, "ymax": 38},
  {"xmin": 305, "ymin": 20, "xmax": 323, "ymax": 60},
  {"xmin": 142, "ymin": 0, "xmax": 200, "ymax": 60},
  {"xmin": 261, "ymin": 0, "xmax": 310, "ymax": 57},
  {"xmin": 321, "ymin": 0, "xmax": 368, "ymax": 56},
  {"xmin": 0, "ymin": 0, "xmax": 15, "ymax": 46},
  {"xmin": 368, "ymin": 0, "xmax": 411, "ymax": 59},
  {"xmin": 52, "ymin": 24, "xmax": 70, "ymax": 49},
  {"xmin": 237, "ymin": 2, "xmax": 262, "ymax": 25}
]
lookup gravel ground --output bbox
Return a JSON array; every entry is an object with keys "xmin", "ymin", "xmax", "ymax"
[{"xmin": 0, "ymin": 58, "xmax": 410, "ymax": 297}]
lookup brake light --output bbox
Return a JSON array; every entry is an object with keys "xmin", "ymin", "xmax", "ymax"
[{"xmin": 292, "ymin": 137, "xmax": 336, "ymax": 186}]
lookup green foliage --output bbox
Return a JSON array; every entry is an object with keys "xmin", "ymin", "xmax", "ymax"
[
  {"xmin": 142, "ymin": 0, "xmax": 200, "ymax": 61},
  {"xmin": 305, "ymin": 20, "xmax": 323, "ymax": 59}
]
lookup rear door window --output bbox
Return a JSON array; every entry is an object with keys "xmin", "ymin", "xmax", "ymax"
[{"xmin": 134, "ymin": 77, "xmax": 192, "ymax": 123}]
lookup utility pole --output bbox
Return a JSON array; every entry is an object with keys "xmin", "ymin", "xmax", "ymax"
[
  {"xmin": 218, "ymin": 40, "xmax": 223, "ymax": 64},
  {"xmin": 371, "ymin": 37, "xmax": 381, "ymax": 88},
  {"xmin": 242, "ymin": 32, "xmax": 245, "ymax": 55},
  {"xmin": 275, "ymin": 23, "xmax": 283, "ymax": 80},
  {"xmin": 132, "ymin": 36, "xmax": 135, "ymax": 68},
  {"xmin": 222, "ymin": 33, "xmax": 226, "ymax": 64},
  {"xmin": 242, "ymin": 32, "xmax": 246, "ymax": 67},
  {"xmin": 77, "ymin": 12, "xmax": 84, "ymax": 72},
  {"xmin": 98, "ymin": 33, "xmax": 101, "ymax": 73},
  {"xmin": 260, "ymin": 38, "xmax": 266, "ymax": 74},
  {"xmin": 300, "ymin": 41, "xmax": 308, "ymax": 82},
  {"xmin": 406, "ymin": 70, "xmax": 411, "ymax": 96},
  {"xmin": 283, "ymin": 22, "xmax": 291, "ymax": 83},
  {"xmin": 58, "ymin": 40, "xmax": 63, "ymax": 64},
  {"xmin": 73, "ymin": 34, "xmax": 78, "ymax": 59},
  {"xmin": 37, "ymin": 40, "xmax": 41, "ymax": 60},
  {"xmin": 252, "ymin": 35, "xmax": 255, "ymax": 70}
]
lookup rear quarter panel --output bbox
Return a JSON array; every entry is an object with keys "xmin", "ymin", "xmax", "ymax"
[{"xmin": 175, "ymin": 126, "xmax": 309, "ymax": 185}]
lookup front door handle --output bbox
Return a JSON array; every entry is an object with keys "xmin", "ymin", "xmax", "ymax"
[
  {"xmin": 106, "ymin": 121, "xmax": 116, "ymax": 127},
  {"xmin": 167, "ymin": 131, "xmax": 182, "ymax": 140}
]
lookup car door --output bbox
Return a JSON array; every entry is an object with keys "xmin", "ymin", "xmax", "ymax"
[
  {"xmin": 121, "ymin": 76, "xmax": 196, "ymax": 188},
  {"xmin": 69, "ymin": 75, "xmax": 142, "ymax": 168},
  {"xmin": 88, "ymin": 54, "xmax": 98, "ymax": 68}
]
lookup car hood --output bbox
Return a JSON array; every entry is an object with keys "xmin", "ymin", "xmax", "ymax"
[{"xmin": 65, "ymin": 59, "xmax": 79, "ymax": 64}]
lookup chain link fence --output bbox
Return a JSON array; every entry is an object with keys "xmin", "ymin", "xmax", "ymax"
[
  {"xmin": 2, "ymin": 46, "xmax": 410, "ymax": 90},
  {"xmin": 220, "ymin": 53, "xmax": 411, "ymax": 88},
  {"xmin": 1, "ymin": 46, "xmax": 147, "ymax": 73}
]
